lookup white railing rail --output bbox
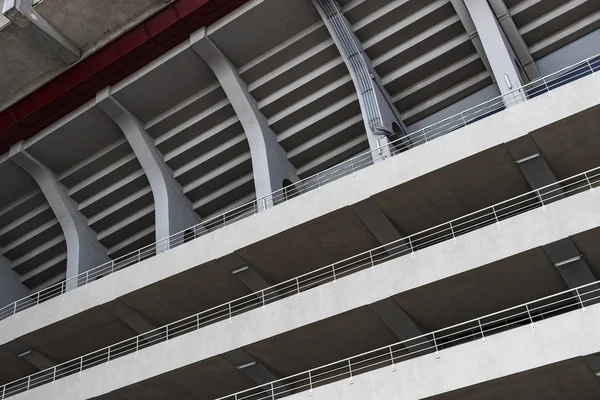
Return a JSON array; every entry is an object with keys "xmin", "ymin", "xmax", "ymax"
[
  {"xmin": 0, "ymin": 53, "xmax": 598, "ymax": 323},
  {"xmin": 0, "ymin": 164, "xmax": 598, "ymax": 398},
  {"xmin": 215, "ymin": 280, "xmax": 600, "ymax": 400}
]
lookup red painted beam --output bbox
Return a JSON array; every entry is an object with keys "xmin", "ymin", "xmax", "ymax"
[{"xmin": 0, "ymin": 0, "xmax": 251, "ymax": 154}]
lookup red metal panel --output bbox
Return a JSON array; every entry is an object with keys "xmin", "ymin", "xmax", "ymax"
[
  {"xmin": 174, "ymin": 0, "xmax": 217, "ymax": 25},
  {"xmin": 0, "ymin": 0, "xmax": 252, "ymax": 149},
  {"xmin": 146, "ymin": 5, "xmax": 187, "ymax": 43}
]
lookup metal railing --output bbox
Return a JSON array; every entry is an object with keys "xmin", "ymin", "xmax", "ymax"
[
  {"xmin": 0, "ymin": 165, "xmax": 597, "ymax": 399},
  {"xmin": 0, "ymin": 53, "xmax": 598, "ymax": 323},
  {"xmin": 215, "ymin": 281, "xmax": 600, "ymax": 400}
]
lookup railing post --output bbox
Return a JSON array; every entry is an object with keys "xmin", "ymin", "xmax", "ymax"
[
  {"xmin": 461, "ymin": 112, "xmax": 467, "ymax": 128},
  {"xmin": 296, "ymin": 277, "xmax": 301, "ymax": 298},
  {"xmin": 348, "ymin": 359, "xmax": 354, "ymax": 384},
  {"xmin": 36, "ymin": 291, "xmax": 41, "ymax": 305},
  {"xmin": 271, "ymin": 382, "xmax": 275, "ymax": 399},
  {"xmin": 537, "ymin": 190, "xmax": 546, "ymax": 211},
  {"xmin": 262, "ymin": 198, "xmax": 267, "ymax": 211},
  {"xmin": 478, "ymin": 318, "xmax": 486, "ymax": 344},
  {"xmin": 449, "ymin": 221, "xmax": 457, "ymax": 243},
  {"xmin": 136, "ymin": 336, "xmax": 139, "ymax": 354},
  {"xmin": 543, "ymin": 77, "xmax": 550, "ymax": 94},
  {"xmin": 525, "ymin": 304, "xmax": 535, "ymax": 328},
  {"xmin": 308, "ymin": 371, "xmax": 313, "ymax": 395},
  {"xmin": 261, "ymin": 290, "xmax": 266, "ymax": 310},
  {"xmin": 409, "ymin": 236, "xmax": 415, "ymax": 257},
  {"xmin": 575, "ymin": 288, "xmax": 588, "ymax": 315},
  {"xmin": 432, "ymin": 332, "xmax": 440, "ymax": 359},
  {"xmin": 2, "ymin": 383, "xmax": 5, "ymax": 399},
  {"xmin": 585, "ymin": 172, "xmax": 596, "ymax": 194},
  {"xmin": 389, "ymin": 345, "xmax": 396, "ymax": 371},
  {"xmin": 27, "ymin": 375, "xmax": 31, "ymax": 392},
  {"xmin": 350, "ymin": 158, "xmax": 355, "ymax": 175},
  {"xmin": 317, "ymin": 172, "xmax": 322, "ymax": 191},
  {"xmin": 13, "ymin": 301, "xmax": 17, "ymax": 317},
  {"xmin": 107, "ymin": 347, "xmax": 111, "ymax": 363},
  {"xmin": 80, "ymin": 357, "xmax": 83, "ymax": 374},
  {"xmin": 492, "ymin": 206, "xmax": 501, "ymax": 228},
  {"xmin": 228, "ymin": 302, "xmax": 233, "ymax": 323},
  {"xmin": 138, "ymin": 248, "xmax": 142, "ymax": 263},
  {"xmin": 52, "ymin": 366, "xmax": 56, "ymax": 383},
  {"xmin": 332, "ymin": 264, "xmax": 337, "ymax": 285},
  {"xmin": 423, "ymin": 128, "xmax": 429, "ymax": 146},
  {"xmin": 587, "ymin": 59, "xmax": 595, "ymax": 76}
]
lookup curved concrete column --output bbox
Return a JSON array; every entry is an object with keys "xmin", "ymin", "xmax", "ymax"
[
  {"xmin": 313, "ymin": 0, "xmax": 409, "ymax": 160},
  {"xmin": 96, "ymin": 88, "xmax": 200, "ymax": 242},
  {"xmin": 0, "ymin": 254, "xmax": 29, "ymax": 306},
  {"xmin": 8, "ymin": 142, "xmax": 109, "ymax": 281},
  {"xmin": 463, "ymin": 0, "xmax": 527, "ymax": 105},
  {"xmin": 190, "ymin": 28, "xmax": 299, "ymax": 202}
]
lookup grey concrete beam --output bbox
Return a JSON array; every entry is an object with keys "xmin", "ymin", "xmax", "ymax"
[
  {"xmin": 103, "ymin": 300, "xmax": 157, "ymax": 335},
  {"xmin": 223, "ymin": 349, "xmax": 279, "ymax": 386},
  {"xmin": 220, "ymin": 253, "xmax": 271, "ymax": 292},
  {"xmin": 505, "ymin": 135, "xmax": 563, "ymax": 201},
  {"xmin": 2, "ymin": 0, "xmax": 80, "ymax": 64},
  {"xmin": 463, "ymin": 0, "xmax": 526, "ymax": 102},
  {"xmin": 351, "ymin": 198, "xmax": 404, "ymax": 255},
  {"xmin": 450, "ymin": 0, "xmax": 495, "ymax": 82},
  {"xmin": 0, "ymin": 254, "xmax": 30, "ymax": 306},
  {"xmin": 96, "ymin": 88, "xmax": 200, "ymax": 242},
  {"xmin": 312, "ymin": 0, "xmax": 410, "ymax": 159},
  {"xmin": 543, "ymin": 238, "xmax": 598, "ymax": 290},
  {"xmin": 8, "ymin": 142, "xmax": 109, "ymax": 281},
  {"xmin": 369, "ymin": 298, "xmax": 423, "ymax": 341},
  {"xmin": 488, "ymin": 0, "xmax": 540, "ymax": 80},
  {"xmin": 190, "ymin": 29, "xmax": 299, "ymax": 201},
  {"xmin": 5, "ymin": 341, "xmax": 57, "ymax": 371}
]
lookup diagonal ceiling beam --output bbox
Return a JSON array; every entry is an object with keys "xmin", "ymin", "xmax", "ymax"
[{"xmin": 488, "ymin": 0, "xmax": 540, "ymax": 80}]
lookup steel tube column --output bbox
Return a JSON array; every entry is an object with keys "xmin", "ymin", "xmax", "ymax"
[
  {"xmin": 463, "ymin": 0, "xmax": 526, "ymax": 105},
  {"xmin": 8, "ymin": 142, "xmax": 109, "ymax": 282},
  {"xmin": 96, "ymin": 88, "xmax": 200, "ymax": 243},
  {"xmin": 190, "ymin": 28, "xmax": 299, "ymax": 203},
  {"xmin": 312, "ymin": 0, "xmax": 409, "ymax": 161}
]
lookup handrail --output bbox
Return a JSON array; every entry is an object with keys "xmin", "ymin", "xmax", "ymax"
[
  {"xmin": 0, "ymin": 164, "xmax": 597, "ymax": 398},
  {"xmin": 215, "ymin": 280, "xmax": 600, "ymax": 400},
  {"xmin": 0, "ymin": 52, "xmax": 598, "ymax": 323}
]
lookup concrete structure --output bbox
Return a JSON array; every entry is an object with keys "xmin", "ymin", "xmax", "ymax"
[{"xmin": 1, "ymin": 0, "xmax": 600, "ymax": 399}]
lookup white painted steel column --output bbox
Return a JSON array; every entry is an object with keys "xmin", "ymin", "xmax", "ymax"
[
  {"xmin": 8, "ymin": 142, "xmax": 109, "ymax": 282},
  {"xmin": 312, "ymin": 0, "xmax": 409, "ymax": 161},
  {"xmin": 463, "ymin": 0, "xmax": 526, "ymax": 105},
  {"xmin": 190, "ymin": 28, "xmax": 299, "ymax": 204},
  {"xmin": 96, "ymin": 88, "xmax": 200, "ymax": 243}
]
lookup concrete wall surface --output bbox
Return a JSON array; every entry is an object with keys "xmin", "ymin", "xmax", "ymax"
[
  {"xmin": 9, "ymin": 189, "xmax": 600, "ymax": 400},
  {"xmin": 1, "ymin": 72, "xmax": 600, "ymax": 345},
  {"xmin": 283, "ymin": 305, "xmax": 600, "ymax": 400}
]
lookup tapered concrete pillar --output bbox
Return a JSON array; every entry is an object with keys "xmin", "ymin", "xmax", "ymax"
[
  {"xmin": 0, "ymin": 254, "xmax": 29, "ymax": 307},
  {"xmin": 463, "ymin": 0, "xmax": 526, "ymax": 105},
  {"xmin": 9, "ymin": 142, "xmax": 109, "ymax": 281},
  {"xmin": 96, "ymin": 88, "xmax": 200, "ymax": 242},
  {"xmin": 312, "ymin": 0, "xmax": 410, "ymax": 160},
  {"xmin": 190, "ymin": 28, "xmax": 299, "ymax": 204}
]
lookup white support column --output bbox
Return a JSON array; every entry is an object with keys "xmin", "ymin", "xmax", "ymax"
[
  {"xmin": 488, "ymin": 0, "xmax": 540, "ymax": 81},
  {"xmin": 96, "ymin": 88, "xmax": 200, "ymax": 243},
  {"xmin": 8, "ymin": 142, "xmax": 109, "ymax": 282},
  {"xmin": 190, "ymin": 28, "xmax": 299, "ymax": 204},
  {"xmin": 463, "ymin": 0, "xmax": 526, "ymax": 105},
  {"xmin": 312, "ymin": 0, "xmax": 410, "ymax": 161},
  {"xmin": 0, "ymin": 254, "xmax": 29, "ymax": 307}
]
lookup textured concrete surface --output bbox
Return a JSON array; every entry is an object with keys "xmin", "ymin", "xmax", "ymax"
[{"xmin": 8, "ymin": 188, "xmax": 600, "ymax": 399}]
